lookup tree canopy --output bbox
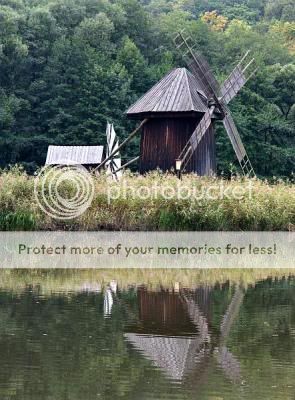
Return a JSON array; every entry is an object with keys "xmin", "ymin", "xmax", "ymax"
[{"xmin": 0, "ymin": 0, "xmax": 294, "ymax": 176}]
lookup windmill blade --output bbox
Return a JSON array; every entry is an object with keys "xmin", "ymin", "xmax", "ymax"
[
  {"xmin": 214, "ymin": 346, "xmax": 242, "ymax": 383},
  {"xmin": 220, "ymin": 286, "xmax": 245, "ymax": 340},
  {"xmin": 107, "ymin": 155, "xmax": 121, "ymax": 175},
  {"xmin": 105, "ymin": 122, "xmax": 111, "ymax": 159},
  {"xmin": 181, "ymin": 291, "xmax": 210, "ymax": 342},
  {"xmin": 182, "ymin": 291, "xmax": 242, "ymax": 384},
  {"xmin": 223, "ymin": 111, "xmax": 246, "ymax": 162},
  {"xmin": 104, "ymin": 287, "xmax": 114, "ymax": 317},
  {"xmin": 174, "ymin": 30, "xmax": 220, "ymax": 100},
  {"xmin": 107, "ymin": 147, "xmax": 122, "ymax": 180},
  {"xmin": 105, "ymin": 123, "xmax": 122, "ymax": 180},
  {"xmin": 220, "ymin": 51, "xmax": 258, "ymax": 104},
  {"xmin": 222, "ymin": 109, "xmax": 255, "ymax": 177},
  {"xmin": 179, "ymin": 107, "xmax": 214, "ymax": 171},
  {"xmin": 110, "ymin": 135, "xmax": 122, "ymax": 178},
  {"xmin": 189, "ymin": 108, "xmax": 213, "ymax": 152},
  {"xmin": 213, "ymin": 286, "xmax": 245, "ymax": 383},
  {"xmin": 106, "ymin": 123, "xmax": 117, "ymax": 158}
]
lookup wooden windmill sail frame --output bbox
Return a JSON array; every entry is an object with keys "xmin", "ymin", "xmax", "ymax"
[
  {"xmin": 174, "ymin": 30, "xmax": 257, "ymax": 177},
  {"xmin": 94, "ymin": 119, "xmax": 147, "ymax": 174},
  {"xmin": 105, "ymin": 122, "xmax": 122, "ymax": 180}
]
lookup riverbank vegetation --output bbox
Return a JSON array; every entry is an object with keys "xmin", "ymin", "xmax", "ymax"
[
  {"xmin": 0, "ymin": 168, "xmax": 294, "ymax": 231},
  {"xmin": 0, "ymin": 0, "xmax": 294, "ymax": 177},
  {"xmin": 0, "ymin": 269, "xmax": 294, "ymax": 294}
]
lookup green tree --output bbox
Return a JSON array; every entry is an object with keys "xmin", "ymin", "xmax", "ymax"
[
  {"xmin": 265, "ymin": 0, "xmax": 295, "ymax": 22},
  {"xmin": 265, "ymin": 63, "xmax": 295, "ymax": 119}
]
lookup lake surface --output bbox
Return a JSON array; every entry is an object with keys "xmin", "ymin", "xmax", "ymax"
[{"xmin": 0, "ymin": 275, "xmax": 295, "ymax": 400}]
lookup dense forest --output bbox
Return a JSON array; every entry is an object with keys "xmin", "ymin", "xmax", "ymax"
[{"xmin": 0, "ymin": 0, "xmax": 294, "ymax": 176}]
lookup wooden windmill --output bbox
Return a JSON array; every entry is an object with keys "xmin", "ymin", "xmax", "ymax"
[
  {"xmin": 126, "ymin": 30, "xmax": 257, "ymax": 176},
  {"xmin": 124, "ymin": 286, "xmax": 245, "ymax": 384}
]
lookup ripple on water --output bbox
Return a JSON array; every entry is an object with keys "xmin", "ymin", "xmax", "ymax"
[{"xmin": 0, "ymin": 278, "xmax": 294, "ymax": 399}]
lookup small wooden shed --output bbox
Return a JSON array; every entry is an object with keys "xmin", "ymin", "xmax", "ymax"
[
  {"xmin": 45, "ymin": 145, "xmax": 104, "ymax": 168},
  {"xmin": 126, "ymin": 68, "xmax": 217, "ymax": 175}
]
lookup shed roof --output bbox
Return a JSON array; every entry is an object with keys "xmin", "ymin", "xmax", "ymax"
[
  {"xmin": 45, "ymin": 146, "xmax": 103, "ymax": 165},
  {"xmin": 126, "ymin": 68, "xmax": 208, "ymax": 118}
]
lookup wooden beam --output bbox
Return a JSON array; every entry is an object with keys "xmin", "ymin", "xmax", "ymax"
[
  {"xmin": 94, "ymin": 119, "xmax": 148, "ymax": 172},
  {"xmin": 114, "ymin": 156, "xmax": 139, "ymax": 173}
]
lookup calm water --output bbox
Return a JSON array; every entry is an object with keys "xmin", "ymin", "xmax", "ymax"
[{"xmin": 0, "ymin": 276, "xmax": 295, "ymax": 399}]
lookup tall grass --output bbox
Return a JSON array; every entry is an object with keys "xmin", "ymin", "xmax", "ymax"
[
  {"xmin": 0, "ymin": 269, "xmax": 293, "ymax": 294},
  {"xmin": 0, "ymin": 167, "xmax": 38, "ymax": 230},
  {"xmin": 0, "ymin": 167, "xmax": 294, "ymax": 231}
]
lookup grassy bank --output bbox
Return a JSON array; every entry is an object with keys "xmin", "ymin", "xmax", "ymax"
[
  {"xmin": 0, "ymin": 269, "xmax": 294, "ymax": 294},
  {"xmin": 0, "ymin": 168, "xmax": 294, "ymax": 231}
]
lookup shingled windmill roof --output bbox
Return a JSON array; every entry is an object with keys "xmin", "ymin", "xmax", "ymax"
[
  {"xmin": 126, "ymin": 68, "xmax": 208, "ymax": 118},
  {"xmin": 124, "ymin": 333, "xmax": 204, "ymax": 381}
]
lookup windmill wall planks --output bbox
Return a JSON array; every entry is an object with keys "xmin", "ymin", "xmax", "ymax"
[{"xmin": 139, "ymin": 117, "xmax": 216, "ymax": 175}]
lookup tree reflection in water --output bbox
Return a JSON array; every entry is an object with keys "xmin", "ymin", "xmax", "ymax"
[{"xmin": 0, "ymin": 277, "xmax": 294, "ymax": 400}]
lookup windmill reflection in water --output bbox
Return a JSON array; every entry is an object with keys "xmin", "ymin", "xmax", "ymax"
[{"xmin": 120, "ymin": 285, "xmax": 245, "ymax": 385}]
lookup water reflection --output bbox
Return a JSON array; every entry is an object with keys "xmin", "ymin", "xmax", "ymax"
[
  {"xmin": 103, "ymin": 281, "xmax": 118, "ymax": 317},
  {"xmin": 0, "ymin": 276, "xmax": 294, "ymax": 400},
  {"xmin": 124, "ymin": 287, "xmax": 243, "ymax": 384}
]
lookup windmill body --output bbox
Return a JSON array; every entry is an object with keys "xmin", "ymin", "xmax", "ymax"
[
  {"xmin": 126, "ymin": 31, "xmax": 256, "ymax": 177},
  {"xmin": 127, "ymin": 68, "xmax": 218, "ymax": 175}
]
